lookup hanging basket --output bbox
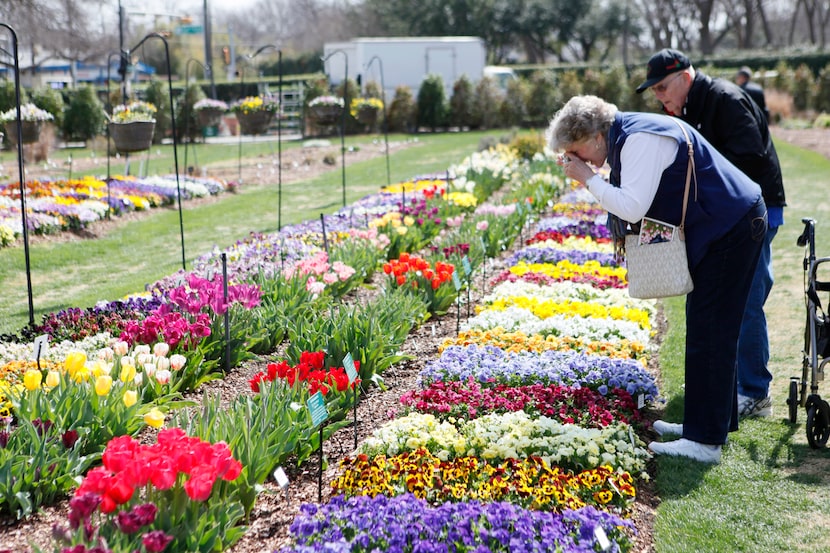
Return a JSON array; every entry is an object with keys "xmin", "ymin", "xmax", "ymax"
[
  {"xmin": 109, "ymin": 121, "xmax": 156, "ymax": 153},
  {"xmin": 4, "ymin": 120, "xmax": 43, "ymax": 145},
  {"xmin": 356, "ymin": 105, "xmax": 380, "ymax": 125},
  {"xmin": 309, "ymin": 104, "xmax": 343, "ymax": 126},
  {"xmin": 197, "ymin": 108, "xmax": 224, "ymax": 128},
  {"xmin": 237, "ymin": 111, "xmax": 274, "ymax": 135}
]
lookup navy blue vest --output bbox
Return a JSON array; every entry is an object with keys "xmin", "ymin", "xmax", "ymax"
[{"xmin": 607, "ymin": 112, "xmax": 762, "ymax": 268}]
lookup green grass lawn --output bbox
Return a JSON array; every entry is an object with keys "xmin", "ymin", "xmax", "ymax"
[{"xmin": 2, "ymin": 129, "xmax": 829, "ymax": 552}]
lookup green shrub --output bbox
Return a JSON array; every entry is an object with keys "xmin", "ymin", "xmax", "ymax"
[
  {"xmin": 792, "ymin": 63, "xmax": 816, "ymax": 112},
  {"xmin": 335, "ymin": 77, "xmax": 362, "ymax": 134},
  {"xmin": 364, "ymin": 79, "xmax": 383, "ymax": 99},
  {"xmin": 471, "ymin": 75, "xmax": 503, "ymax": 130},
  {"xmin": 0, "ymin": 80, "xmax": 26, "ymax": 114},
  {"xmin": 814, "ymin": 63, "xmax": 830, "ymax": 114},
  {"xmin": 772, "ymin": 60, "xmax": 795, "ymax": 95},
  {"xmin": 499, "ymin": 77, "xmax": 528, "ymax": 128},
  {"xmin": 509, "ymin": 132, "xmax": 546, "ymax": 160},
  {"xmin": 558, "ymin": 70, "xmax": 584, "ymax": 106},
  {"xmin": 62, "ymin": 85, "xmax": 106, "ymax": 142},
  {"xmin": 813, "ymin": 112, "xmax": 830, "ymax": 127},
  {"xmin": 387, "ymin": 85, "xmax": 416, "ymax": 133},
  {"xmin": 144, "ymin": 79, "xmax": 171, "ymax": 143},
  {"xmin": 525, "ymin": 70, "xmax": 560, "ymax": 127},
  {"xmin": 417, "ymin": 74, "xmax": 448, "ymax": 132},
  {"xmin": 596, "ymin": 66, "xmax": 629, "ymax": 109},
  {"xmin": 30, "ymin": 87, "xmax": 65, "ymax": 132},
  {"xmin": 449, "ymin": 74, "xmax": 475, "ymax": 129},
  {"xmin": 176, "ymin": 83, "xmax": 206, "ymax": 144}
]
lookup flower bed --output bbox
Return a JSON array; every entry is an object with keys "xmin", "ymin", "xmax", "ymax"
[
  {"xmin": 0, "ymin": 174, "xmax": 230, "ymax": 247},
  {"xmin": 0, "ymin": 141, "xmax": 660, "ymax": 552}
]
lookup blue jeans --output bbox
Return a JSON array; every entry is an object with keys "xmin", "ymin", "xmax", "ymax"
[
  {"xmin": 736, "ymin": 226, "xmax": 778, "ymax": 400},
  {"xmin": 683, "ymin": 201, "xmax": 767, "ymax": 445}
]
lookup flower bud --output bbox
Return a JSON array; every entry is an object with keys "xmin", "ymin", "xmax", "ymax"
[
  {"xmin": 155, "ymin": 356, "xmax": 170, "ymax": 372},
  {"xmin": 154, "ymin": 370, "xmax": 171, "ymax": 385},
  {"xmin": 153, "ymin": 342, "xmax": 170, "ymax": 358},
  {"xmin": 113, "ymin": 340, "xmax": 129, "ymax": 356},
  {"xmin": 95, "ymin": 375, "xmax": 112, "ymax": 396},
  {"xmin": 144, "ymin": 408, "xmax": 165, "ymax": 429},
  {"xmin": 64, "ymin": 351, "xmax": 87, "ymax": 378},
  {"xmin": 143, "ymin": 363, "xmax": 156, "ymax": 378},
  {"xmin": 120, "ymin": 363, "xmax": 136, "ymax": 383},
  {"xmin": 97, "ymin": 347, "xmax": 114, "ymax": 362},
  {"xmin": 169, "ymin": 354, "xmax": 186, "ymax": 371},
  {"xmin": 45, "ymin": 370, "xmax": 61, "ymax": 389},
  {"xmin": 123, "ymin": 390, "xmax": 137, "ymax": 408}
]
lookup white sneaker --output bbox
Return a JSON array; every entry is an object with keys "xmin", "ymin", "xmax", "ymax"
[
  {"xmin": 652, "ymin": 420, "xmax": 683, "ymax": 436},
  {"xmin": 737, "ymin": 394, "xmax": 773, "ymax": 418},
  {"xmin": 648, "ymin": 438, "xmax": 722, "ymax": 464}
]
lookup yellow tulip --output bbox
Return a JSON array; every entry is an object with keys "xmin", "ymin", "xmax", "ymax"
[
  {"xmin": 95, "ymin": 375, "xmax": 112, "ymax": 396},
  {"xmin": 123, "ymin": 389, "xmax": 137, "ymax": 408},
  {"xmin": 72, "ymin": 366, "xmax": 90, "ymax": 382},
  {"xmin": 45, "ymin": 370, "xmax": 61, "ymax": 388},
  {"xmin": 64, "ymin": 351, "xmax": 87, "ymax": 378},
  {"xmin": 119, "ymin": 363, "xmax": 136, "ymax": 383},
  {"xmin": 23, "ymin": 369, "xmax": 42, "ymax": 391},
  {"xmin": 144, "ymin": 408, "xmax": 165, "ymax": 429}
]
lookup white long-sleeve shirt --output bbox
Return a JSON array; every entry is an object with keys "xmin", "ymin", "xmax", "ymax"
[{"xmin": 585, "ymin": 132, "xmax": 678, "ymax": 222}]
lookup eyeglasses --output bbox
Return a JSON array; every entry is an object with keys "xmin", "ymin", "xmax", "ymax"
[{"xmin": 652, "ymin": 73, "xmax": 684, "ymax": 94}]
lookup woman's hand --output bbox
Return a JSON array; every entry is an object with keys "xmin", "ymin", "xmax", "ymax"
[{"xmin": 560, "ymin": 154, "xmax": 595, "ymax": 185}]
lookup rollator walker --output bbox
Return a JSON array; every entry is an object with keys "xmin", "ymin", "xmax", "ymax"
[{"xmin": 788, "ymin": 218, "xmax": 830, "ymax": 448}]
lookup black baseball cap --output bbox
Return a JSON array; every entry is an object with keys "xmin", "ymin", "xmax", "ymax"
[{"xmin": 635, "ymin": 49, "xmax": 691, "ymax": 93}]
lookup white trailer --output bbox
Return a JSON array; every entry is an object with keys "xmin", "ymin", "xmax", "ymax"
[{"xmin": 322, "ymin": 36, "xmax": 488, "ymax": 100}]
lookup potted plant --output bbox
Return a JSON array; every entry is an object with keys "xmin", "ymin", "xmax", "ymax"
[
  {"xmin": 230, "ymin": 95, "xmax": 279, "ymax": 135},
  {"xmin": 194, "ymin": 98, "xmax": 229, "ymax": 128},
  {"xmin": 350, "ymin": 97, "xmax": 383, "ymax": 126},
  {"xmin": 0, "ymin": 103, "xmax": 54, "ymax": 145},
  {"xmin": 107, "ymin": 100, "xmax": 157, "ymax": 153},
  {"xmin": 308, "ymin": 95, "xmax": 345, "ymax": 126}
]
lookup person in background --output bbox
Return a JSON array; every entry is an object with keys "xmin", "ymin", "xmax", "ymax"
[
  {"xmin": 547, "ymin": 95, "xmax": 766, "ymax": 463},
  {"xmin": 735, "ymin": 66, "xmax": 770, "ymax": 122},
  {"xmin": 636, "ymin": 48, "xmax": 786, "ymax": 420}
]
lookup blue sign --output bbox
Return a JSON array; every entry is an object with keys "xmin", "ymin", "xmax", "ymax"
[
  {"xmin": 343, "ymin": 352, "xmax": 358, "ymax": 384},
  {"xmin": 307, "ymin": 391, "xmax": 329, "ymax": 427}
]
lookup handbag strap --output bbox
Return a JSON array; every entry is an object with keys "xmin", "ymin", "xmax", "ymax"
[{"xmin": 671, "ymin": 118, "xmax": 696, "ymax": 238}]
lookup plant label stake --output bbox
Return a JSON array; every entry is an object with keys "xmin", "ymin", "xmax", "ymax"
[
  {"xmin": 343, "ymin": 352, "xmax": 360, "ymax": 449},
  {"xmin": 479, "ymin": 236, "xmax": 487, "ymax": 289},
  {"xmin": 273, "ymin": 466, "xmax": 290, "ymax": 503},
  {"xmin": 221, "ymin": 253, "xmax": 231, "ymax": 373},
  {"xmin": 33, "ymin": 334, "xmax": 48, "ymax": 371},
  {"xmin": 307, "ymin": 391, "xmax": 329, "ymax": 502},
  {"xmin": 453, "ymin": 271, "xmax": 462, "ymax": 334},
  {"xmin": 462, "ymin": 256, "xmax": 472, "ymax": 318},
  {"xmin": 320, "ymin": 213, "xmax": 330, "ymax": 258}
]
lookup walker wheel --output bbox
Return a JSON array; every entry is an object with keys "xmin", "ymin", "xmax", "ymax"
[
  {"xmin": 788, "ymin": 379, "xmax": 799, "ymax": 424},
  {"xmin": 806, "ymin": 399, "xmax": 830, "ymax": 449}
]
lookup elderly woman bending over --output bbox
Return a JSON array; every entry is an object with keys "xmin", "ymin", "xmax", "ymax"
[{"xmin": 547, "ymin": 95, "xmax": 767, "ymax": 463}]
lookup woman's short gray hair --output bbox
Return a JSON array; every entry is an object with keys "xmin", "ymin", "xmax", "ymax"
[{"xmin": 545, "ymin": 95, "xmax": 617, "ymax": 152}]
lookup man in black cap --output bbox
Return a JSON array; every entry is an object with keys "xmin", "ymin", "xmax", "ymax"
[
  {"xmin": 735, "ymin": 66, "xmax": 770, "ymax": 122},
  {"xmin": 636, "ymin": 48, "xmax": 786, "ymax": 431}
]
